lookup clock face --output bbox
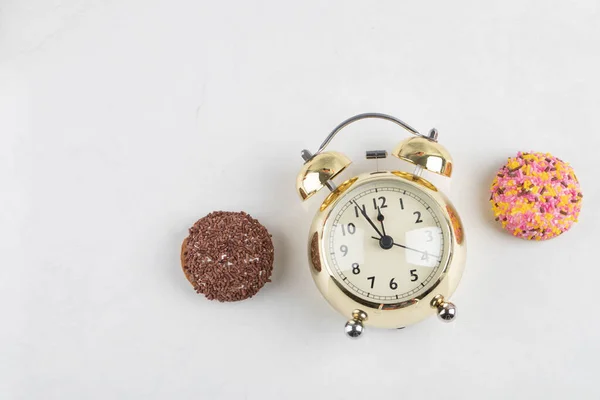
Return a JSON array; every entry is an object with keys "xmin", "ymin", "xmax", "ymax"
[{"xmin": 323, "ymin": 178, "xmax": 451, "ymax": 305}]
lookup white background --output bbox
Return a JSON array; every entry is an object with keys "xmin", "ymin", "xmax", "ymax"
[{"xmin": 1, "ymin": 1, "xmax": 599, "ymax": 399}]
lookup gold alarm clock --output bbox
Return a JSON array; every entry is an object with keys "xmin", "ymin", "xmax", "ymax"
[{"xmin": 296, "ymin": 113, "xmax": 466, "ymax": 338}]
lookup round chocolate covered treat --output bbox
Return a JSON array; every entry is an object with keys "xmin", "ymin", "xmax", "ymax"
[
  {"xmin": 181, "ymin": 211, "xmax": 274, "ymax": 302},
  {"xmin": 490, "ymin": 152, "xmax": 582, "ymax": 240}
]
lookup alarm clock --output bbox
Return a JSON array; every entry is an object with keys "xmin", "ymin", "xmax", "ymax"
[{"xmin": 296, "ymin": 113, "xmax": 467, "ymax": 338}]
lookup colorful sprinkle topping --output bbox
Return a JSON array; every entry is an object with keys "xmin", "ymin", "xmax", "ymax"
[{"xmin": 490, "ymin": 152, "xmax": 582, "ymax": 240}]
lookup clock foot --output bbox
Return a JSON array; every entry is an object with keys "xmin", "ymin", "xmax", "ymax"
[
  {"xmin": 431, "ymin": 295, "xmax": 457, "ymax": 323},
  {"xmin": 344, "ymin": 309, "xmax": 368, "ymax": 339}
]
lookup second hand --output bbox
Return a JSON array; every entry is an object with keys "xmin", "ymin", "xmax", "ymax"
[{"xmin": 370, "ymin": 236, "xmax": 440, "ymax": 260}]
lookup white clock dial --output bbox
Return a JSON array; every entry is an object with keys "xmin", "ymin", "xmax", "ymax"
[{"xmin": 323, "ymin": 179, "xmax": 450, "ymax": 304}]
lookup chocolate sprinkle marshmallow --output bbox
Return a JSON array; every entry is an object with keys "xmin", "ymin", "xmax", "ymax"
[{"xmin": 181, "ymin": 211, "xmax": 274, "ymax": 302}]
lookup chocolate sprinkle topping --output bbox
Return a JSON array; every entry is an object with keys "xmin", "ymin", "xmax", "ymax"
[{"xmin": 181, "ymin": 211, "xmax": 274, "ymax": 302}]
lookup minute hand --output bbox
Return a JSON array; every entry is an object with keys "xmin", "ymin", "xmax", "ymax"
[{"xmin": 352, "ymin": 200, "xmax": 383, "ymax": 238}]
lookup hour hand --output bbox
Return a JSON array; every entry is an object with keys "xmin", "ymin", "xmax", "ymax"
[
  {"xmin": 376, "ymin": 206, "xmax": 386, "ymax": 236},
  {"xmin": 352, "ymin": 200, "xmax": 383, "ymax": 238}
]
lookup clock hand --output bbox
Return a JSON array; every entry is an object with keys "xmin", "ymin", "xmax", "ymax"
[
  {"xmin": 369, "ymin": 236, "xmax": 422, "ymax": 254},
  {"xmin": 370, "ymin": 236, "xmax": 441, "ymax": 260},
  {"xmin": 352, "ymin": 200, "xmax": 383, "ymax": 238},
  {"xmin": 392, "ymin": 242, "xmax": 440, "ymax": 260},
  {"xmin": 376, "ymin": 206, "xmax": 386, "ymax": 236}
]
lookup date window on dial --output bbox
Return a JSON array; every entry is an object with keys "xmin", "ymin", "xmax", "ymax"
[{"xmin": 404, "ymin": 227, "xmax": 442, "ymax": 268}]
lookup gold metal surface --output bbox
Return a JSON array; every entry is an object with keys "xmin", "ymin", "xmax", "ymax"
[
  {"xmin": 309, "ymin": 232, "xmax": 321, "ymax": 272},
  {"xmin": 320, "ymin": 177, "xmax": 358, "ymax": 211},
  {"xmin": 430, "ymin": 294, "xmax": 445, "ymax": 308},
  {"xmin": 390, "ymin": 170, "xmax": 438, "ymax": 192},
  {"xmin": 392, "ymin": 137, "xmax": 453, "ymax": 178},
  {"xmin": 307, "ymin": 171, "xmax": 467, "ymax": 329},
  {"xmin": 352, "ymin": 309, "xmax": 368, "ymax": 321},
  {"xmin": 296, "ymin": 151, "xmax": 352, "ymax": 200},
  {"xmin": 445, "ymin": 204, "xmax": 465, "ymax": 245}
]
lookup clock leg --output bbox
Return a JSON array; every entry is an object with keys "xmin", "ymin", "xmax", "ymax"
[
  {"xmin": 344, "ymin": 309, "xmax": 368, "ymax": 339},
  {"xmin": 431, "ymin": 295, "xmax": 457, "ymax": 322}
]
